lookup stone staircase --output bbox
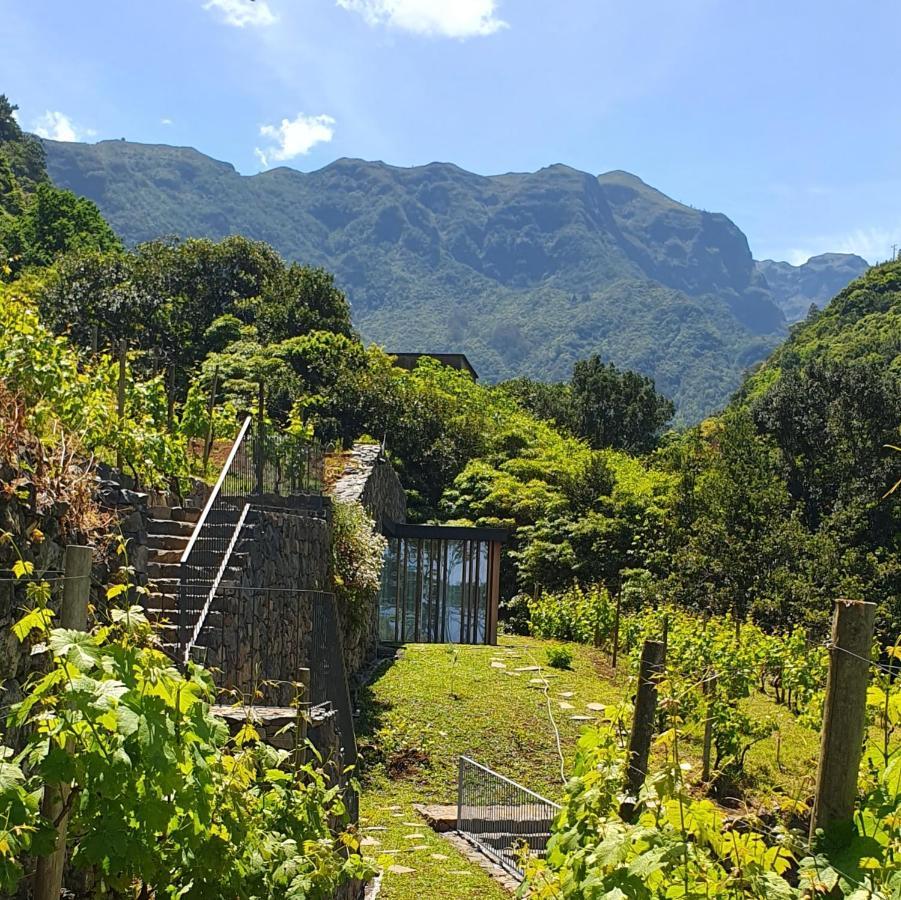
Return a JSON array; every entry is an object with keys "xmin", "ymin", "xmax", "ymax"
[{"xmin": 144, "ymin": 504, "xmax": 254, "ymax": 659}]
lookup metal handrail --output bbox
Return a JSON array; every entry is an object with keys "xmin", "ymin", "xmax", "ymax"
[
  {"xmin": 457, "ymin": 756, "xmax": 560, "ymax": 879},
  {"xmin": 458, "ymin": 757, "xmax": 560, "ymax": 808},
  {"xmin": 183, "ymin": 502, "xmax": 251, "ymax": 663},
  {"xmin": 180, "ymin": 416, "xmax": 253, "ymax": 567}
]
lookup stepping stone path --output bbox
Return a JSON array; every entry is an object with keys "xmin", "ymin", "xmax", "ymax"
[
  {"xmin": 586, "ymin": 702, "xmax": 605, "ymax": 712},
  {"xmin": 388, "ymin": 865, "xmax": 415, "ymax": 875},
  {"xmin": 559, "ymin": 701, "xmax": 575, "ymax": 709}
]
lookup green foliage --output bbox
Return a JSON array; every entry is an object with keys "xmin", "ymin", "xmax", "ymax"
[
  {"xmin": 545, "ymin": 645, "xmax": 573, "ymax": 670},
  {"xmin": 1, "ymin": 574, "xmax": 373, "ymax": 897},
  {"xmin": 0, "ymin": 95, "xmax": 46, "ymax": 212},
  {"xmin": 502, "ymin": 355, "xmax": 675, "ymax": 453},
  {"xmin": 36, "ymin": 236, "xmax": 354, "ymax": 390},
  {"xmin": 332, "ymin": 500, "xmax": 387, "ymax": 650},
  {"xmin": 570, "ymin": 356, "xmax": 674, "ymax": 451},
  {"xmin": 2, "ymin": 182, "xmax": 121, "ymax": 276},
  {"xmin": 528, "ymin": 584, "xmax": 615, "ymax": 645},
  {"xmin": 523, "ymin": 710, "xmax": 901, "ymax": 899},
  {"xmin": 0, "ymin": 277, "xmax": 189, "ymax": 487}
]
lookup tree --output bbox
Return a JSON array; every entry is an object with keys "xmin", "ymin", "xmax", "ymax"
[
  {"xmin": 4, "ymin": 183, "xmax": 121, "ymax": 275},
  {"xmin": 570, "ymin": 355, "xmax": 674, "ymax": 453}
]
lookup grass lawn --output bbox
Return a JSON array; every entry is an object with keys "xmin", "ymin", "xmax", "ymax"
[{"xmin": 354, "ymin": 633, "xmax": 823, "ymax": 898}]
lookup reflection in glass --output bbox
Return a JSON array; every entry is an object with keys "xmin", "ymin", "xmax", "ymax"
[{"xmin": 378, "ymin": 535, "xmax": 498, "ymax": 645}]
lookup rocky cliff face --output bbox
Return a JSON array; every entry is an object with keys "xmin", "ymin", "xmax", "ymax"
[{"xmin": 756, "ymin": 253, "xmax": 871, "ymax": 323}]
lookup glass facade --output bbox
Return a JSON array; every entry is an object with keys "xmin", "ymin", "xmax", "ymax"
[{"xmin": 378, "ymin": 535, "xmax": 501, "ymax": 644}]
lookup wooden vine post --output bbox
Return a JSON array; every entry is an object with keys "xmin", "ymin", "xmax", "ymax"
[
  {"xmin": 255, "ymin": 381, "xmax": 266, "ymax": 495},
  {"xmin": 202, "ymin": 365, "xmax": 220, "ymax": 473},
  {"xmin": 34, "ymin": 545, "xmax": 93, "ymax": 900},
  {"xmin": 115, "ymin": 340, "xmax": 127, "ymax": 471},
  {"xmin": 810, "ymin": 598, "xmax": 876, "ymax": 844},
  {"xmin": 620, "ymin": 639, "xmax": 665, "ymax": 819},
  {"xmin": 295, "ymin": 667, "xmax": 311, "ymax": 769},
  {"xmin": 701, "ymin": 674, "xmax": 717, "ymax": 783},
  {"xmin": 611, "ymin": 593, "xmax": 622, "ymax": 669},
  {"xmin": 167, "ymin": 364, "xmax": 176, "ymax": 431}
]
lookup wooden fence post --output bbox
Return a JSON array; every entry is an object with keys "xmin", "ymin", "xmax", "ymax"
[
  {"xmin": 611, "ymin": 593, "xmax": 622, "ymax": 669},
  {"xmin": 34, "ymin": 546, "xmax": 92, "ymax": 900},
  {"xmin": 202, "ymin": 365, "xmax": 219, "ymax": 473},
  {"xmin": 295, "ymin": 667, "xmax": 311, "ymax": 770},
  {"xmin": 701, "ymin": 673, "xmax": 717, "ymax": 783},
  {"xmin": 620, "ymin": 639, "xmax": 665, "ymax": 819},
  {"xmin": 115, "ymin": 340, "xmax": 126, "ymax": 472},
  {"xmin": 167, "ymin": 364, "xmax": 176, "ymax": 432},
  {"xmin": 254, "ymin": 382, "xmax": 265, "ymax": 494},
  {"xmin": 810, "ymin": 598, "xmax": 876, "ymax": 844}
]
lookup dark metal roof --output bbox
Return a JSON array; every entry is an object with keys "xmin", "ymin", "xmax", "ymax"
[{"xmin": 383, "ymin": 519, "xmax": 507, "ymax": 543}]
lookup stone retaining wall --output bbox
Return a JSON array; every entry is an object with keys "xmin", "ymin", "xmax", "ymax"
[
  {"xmin": 332, "ymin": 443, "xmax": 406, "ymax": 529},
  {"xmin": 0, "ymin": 471, "xmax": 152, "ymax": 749}
]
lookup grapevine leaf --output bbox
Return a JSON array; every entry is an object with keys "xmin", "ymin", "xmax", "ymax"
[
  {"xmin": 0, "ymin": 761, "xmax": 24, "ymax": 791},
  {"xmin": 12, "ymin": 560, "xmax": 34, "ymax": 579},
  {"xmin": 12, "ymin": 607, "xmax": 54, "ymax": 643},
  {"xmin": 48, "ymin": 629, "xmax": 101, "ymax": 670},
  {"xmin": 38, "ymin": 746, "xmax": 75, "ymax": 784}
]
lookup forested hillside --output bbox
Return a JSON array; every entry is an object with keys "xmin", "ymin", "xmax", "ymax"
[{"xmin": 43, "ymin": 139, "xmax": 865, "ymax": 421}]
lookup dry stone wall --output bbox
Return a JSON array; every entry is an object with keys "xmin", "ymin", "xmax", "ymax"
[
  {"xmin": 332, "ymin": 443, "xmax": 406, "ymax": 529},
  {"xmin": 0, "ymin": 472, "xmax": 151, "ymax": 748}
]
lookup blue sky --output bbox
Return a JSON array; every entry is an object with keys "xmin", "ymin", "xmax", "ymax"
[{"xmin": 3, "ymin": 0, "xmax": 900, "ymax": 263}]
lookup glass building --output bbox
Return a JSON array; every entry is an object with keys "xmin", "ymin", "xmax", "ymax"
[{"xmin": 378, "ymin": 522, "xmax": 507, "ymax": 644}]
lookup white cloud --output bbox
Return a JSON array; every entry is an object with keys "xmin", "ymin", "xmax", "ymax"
[
  {"xmin": 203, "ymin": 0, "xmax": 277, "ymax": 27},
  {"xmin": 255, "ymin": 113, "xmax": 336, "ymax": 167},
  {"xmin": 336, "ymin": 0, "xmax": 507, "ymax": 38},
  {"xmin": 31, "ymin": 110, "xmax": 92, "ymax": 142},
  {"xmin": 161, "ymin": 117, "xmax": 174, "ymax": 126}
]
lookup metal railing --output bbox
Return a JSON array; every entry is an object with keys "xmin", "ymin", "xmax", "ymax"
[
  {"xmin": 252, "ymin": 426, "xmax": 326, "ymax": 496},
  {"xmin": 178, "ymin": 416, "xmax": 325, "ymax": 662},
  {"xmin": 457, "ymin": 756, "xmax": 560, "ymax": 878},
  {"xmin": 179, "ymin": 417, "xmax": 255, "ymax": 662}
]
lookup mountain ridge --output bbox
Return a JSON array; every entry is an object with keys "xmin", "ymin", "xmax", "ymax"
[{"xmin": 42, "ymin": 138, "xmax": 868, "ymax": 421}]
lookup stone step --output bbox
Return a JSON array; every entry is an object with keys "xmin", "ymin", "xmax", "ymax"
[
  {"xmin": 148, "ymin": 577, "xmax": 241, "ymax": 597},
  {"xmin": 147, "ymin": 518, "xmax": 195, "ymax": 537},
  {"xmin": 148, "ymin": 609, "xmax": 223, "ymax": 632},
  {"xmin": 147, "ymin": 561, "xmax": 181, "ymax": 581},
  {"xmin": 148, "ymin": 548, "xmax": 183, "ymax": 565},
  {"xmin": 146, "ymin": 534, "xmax": 190, "ymax": 552},
  {"xmin": 145, "ymin": 592, "xmax": 178, "ymax": 612},
  {"xmin": 147, "ymin": 555, "xmax": 248, "ymax": 582},
  {"xmin": 172, "ymin": 506, "xmax": 203, "ymax": 523}
]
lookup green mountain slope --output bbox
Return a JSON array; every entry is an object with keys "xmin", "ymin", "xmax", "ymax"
[
  {"xmin": 743, "ymin": 259, "xmax": 901, "ymax": 402},
  {"xmin": 41, "ymin": 139, "xmax": 861, "ymax": 421}
]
